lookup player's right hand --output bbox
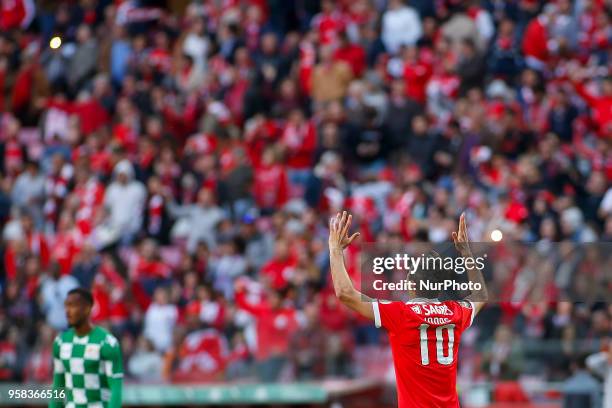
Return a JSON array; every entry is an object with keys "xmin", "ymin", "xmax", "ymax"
[{"xmin": 329, "ymin": 211, "xmax": 360, "ymax": 251}]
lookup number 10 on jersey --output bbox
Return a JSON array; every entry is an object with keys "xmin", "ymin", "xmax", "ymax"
[{"xmin": 418, "ymin": 324, "xmax": 456, "ymax": 365}]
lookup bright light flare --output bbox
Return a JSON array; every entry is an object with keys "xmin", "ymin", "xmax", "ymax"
[
  {"xmin": 490, "ymin": 229, "xmax": 503, "ymax": 242},
  {"xmin": 50, "ymin": 37, "xmax": 62, "ymax": 50}
]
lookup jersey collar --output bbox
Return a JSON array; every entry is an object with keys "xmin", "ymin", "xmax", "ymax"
[{"xmin": 407, "ymin": 298, "xmax": 440, "ymax": 304}]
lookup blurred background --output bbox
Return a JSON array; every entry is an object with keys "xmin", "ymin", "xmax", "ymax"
[{"xmin": 0, "ymin": 0, "xmax": 611, "ymax": 406}]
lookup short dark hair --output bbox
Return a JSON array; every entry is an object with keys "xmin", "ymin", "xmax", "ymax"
[{"xmin": 67, "ymin": 288, "xmax": 94, "ymax": 307}]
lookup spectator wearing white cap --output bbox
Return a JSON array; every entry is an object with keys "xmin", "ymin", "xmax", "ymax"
[{"xmin": 96, "ymin": 159, "xmax": 146, "ymax": 247}]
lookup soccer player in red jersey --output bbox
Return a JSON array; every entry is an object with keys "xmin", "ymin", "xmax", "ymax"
[{"xmin": 329, "ymin": 211, "xmax": 486, "ymax": 408}]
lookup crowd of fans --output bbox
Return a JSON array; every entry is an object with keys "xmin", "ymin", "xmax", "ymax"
[{"xmin": 0, "ymin": 0, "xmax": 611, "ymax": 388}]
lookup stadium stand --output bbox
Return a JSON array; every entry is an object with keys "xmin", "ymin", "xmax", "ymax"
[{"xmin": 0, "ymin": 0, "xmax": 610, "ymax": 406}]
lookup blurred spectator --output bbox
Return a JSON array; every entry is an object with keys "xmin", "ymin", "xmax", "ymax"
[
  {"xmin": 562, "ymin": 356, "xmax": 602, "ymax": 408},
  {"xmin": 291, "ymin": 303, "xmax": 325, "ymax": 380},
  {"xmin": 97, "ymin": 159, "xmax": 146, "ymax": 248},
  {"xmin": 38, "ymin": 262, "xmax": 78, "ymax": 330},
  {"xmin": 571, "ymin": 70, "xmax": 612, "ymax": 137},
  {"xmin": 11, "ymin": 162, "xmax": 44, "ymax": 225},
  {"xmin": 67, "ymin": 24, "xmax": 99, "ymax": 95},
  {"xmin": 23, "ymin": 323, "xmax": 54, "ymax": 383},
  {"xmin": 334, "ymin": 30, "xmax": 366, "ymax": 77},
  {"xmin": 260, "ymin": 239, "xmax": 297, "ymax": 291},
  {"xmin": 109, "ymin": 25, "xmax": 132, "ymax": 87},
  {"xmin": 0, "ymin": 327, "xmax": 22, "ymax": 381},
  {"xmin": 481, "ymin": 325, "xmax": 524, "ymax": 380},
  {"xmin": 210, "ymin": 236, "xmax": 248, "ymax": 299},
  {"xmin": 456, "ymin": 39, "xmax": 486, "ymax": 95},
  {"xmin": 171, "ymin": 328, "xmax": 229, "ymax": 382},
  {"xmin": 384, "ymin": 79, "xmax": 422, "ymax": 153},
  {"xmin": 167, "ymin": 186, "xmax": 225, "ymax": 254},
  {"xmin": 311, "ymin": 45, "xmax": 353, "ymax": 104},
  {"xmin": 143, "ymin": 286, "xmax": 178, "ymax": 353},
  {"xmin": 381, "ymin": 0, "xmax": 422, "ymax": 54},
  {"xmin": 128, "ymin": 336, "xmax": 163, "ymax": 382},
  {"xmin": 253, "ymin": 146, "xmax": 289, "ymax": 213},
  {"xmin": 586, "ymin": 340, "xmax": 612, "ymax": 408},
  {"xmin": 561, "ymin": 207, "xmax": 597, "ymax": 243},
  {"xmin": 235, "ymin": 280, "xmax": 299, "ymax": 382},
  {"xmin": 71, "ymin": 245, "xmax": 100, "ymax": 288},
  {"xmin": 280, "ymin": 108, "xmax": 317, "ymax": 190},
  {"xmin": 129, "ymin": 238, "xmax": 171, "ymax": 296}
]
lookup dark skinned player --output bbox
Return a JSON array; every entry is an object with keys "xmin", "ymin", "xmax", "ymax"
[{"xmin": 49, "ymin": 288, "xmax": 123, "ymax": 408}]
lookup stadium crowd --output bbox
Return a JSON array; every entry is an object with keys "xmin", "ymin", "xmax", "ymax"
[{"xmin": 0, "ymin": 0, "xmax": 611, "ymax": 388}]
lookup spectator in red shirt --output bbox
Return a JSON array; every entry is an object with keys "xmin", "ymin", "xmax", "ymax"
[
  {"xmin": 311, "ymin": 0, "xmax": 346, "ymax": 46},
  {"xmin": 172, "ymin": 328, "xmax": 229, "ymax": 382},
  {"xmin": 260, "ymin": 239, "xmax": 297, "ymax": 290},
  {"xmin": 129, "ymin": 238, "xmax": 172, "ymax": 296},
  {"xmin": 186, "ymin": 284, "xmax": 225, "ymax": 331},
  {"xmin": 402, "ymin": 45, "xmax": 432, "ymax": 105},
  {"xmin": 280, "ymin": 108, "xmax": 317, "ymax": 193},
  {"xmin": 522, "ymin": 12, "xmax": 553, "ymax": 71},
  {"xmin": 571, "ymin": 71, "xmax": 612, "ymax": 137},
  {"xmin": 235, "ymin": 281, "xmax": 299, "ymax": 381},
  {"xmin": 50, "ymin": 212, "xmax": 79, "ymax": 276},
  {"xmin": 11, "ymin": 50, "xmax": 49, "ymax": 126},
  {"xmin": 72, "ymin": 87, "xmax": 110, "ymax": 136},
  {"xmin": 253, "ymin": 146, "xmax": 289, "ymax": 213},
  {"xmin": 334, "ymin": 31, "xmax": 366, "ymax": 77},
  {"xmin": 21, "ymin": 211, "xmax": 50, "ymax": 270}
]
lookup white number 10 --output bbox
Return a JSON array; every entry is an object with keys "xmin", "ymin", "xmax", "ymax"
[{"xmin": 418, "ymin": 324, "xmax": 455, "ymax": 365}]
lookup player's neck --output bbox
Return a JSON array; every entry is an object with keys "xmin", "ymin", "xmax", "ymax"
[{"xmin": 73, "ymin": 321, "xmax": 93, "ymax": 337}]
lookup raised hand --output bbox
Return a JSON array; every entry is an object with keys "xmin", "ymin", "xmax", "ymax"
[
  {"xmin": 452, "ymin": 212, "xmax": 472, "ymax": 257},
  {"xmin": 329, "ymin": 211, "xmax": 360, "ymax": 251}
]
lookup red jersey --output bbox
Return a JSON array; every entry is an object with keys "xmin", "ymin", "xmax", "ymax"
[
  {"xmin": 280, "ymin": 120, "xmax": 316, "ymax": 169},
  {"xmin": 403, "ymin": 60, "xmax": 432, "ymax": 104},
  {"xmin": 260, "ymin": 255, "xmax": 297, "ymax": 290},
  {"xmin": 176, "ymin": 329, "xmax": 229, "ymax": 379},
  {"xmin": 311, "ymin": 11, "xmax": 346, "ymax": 45},
  {"xmin": 373, "ymin": 299, "xmax": 476, "ymax": 408},
  {"xmin": 235, "ymin": 291, "xmax": 299, "ymax": 360},
  {"xmin": 253, "ymin": 163, "xmax": 288, "ymax": 209}
]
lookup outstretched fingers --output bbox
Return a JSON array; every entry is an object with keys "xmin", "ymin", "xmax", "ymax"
[
  {"xmin": 340, "ymin": 213, "xmax": 352, "ymax": 239},
  {"xmin": 347, "ymin": 232, "xmax": 360, "ymax": 245},
  {"xmin": 339, "ymin": 211, "xmax": 347, "ymax": 230},
  {"xmin": 330, "ymin": 213, "xmax": 339, "ymax": 233},
  {"xmin": 460, "ymin": 212, "xmax": 469, "ymax": 242}
]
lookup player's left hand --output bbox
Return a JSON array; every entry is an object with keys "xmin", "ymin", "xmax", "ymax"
[
  {"xmin": 452, "ymin": 212, "xmax": 472, "ymax": 257},
  {"xmin": 329, "ymin": 211, "xmax": 360, "ymax": 251}
]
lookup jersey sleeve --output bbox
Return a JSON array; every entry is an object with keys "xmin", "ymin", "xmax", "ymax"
[
  {"xmin": 101, "ymin": 334, "xmax": 124, "ymax": 380},
  {"xmin": 456, "ymin": 301, "xmax": 476, "ymax": 330},
  {"xmin": 372, "ymin": 300, "xmax": 405, "ymax": 332}
]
